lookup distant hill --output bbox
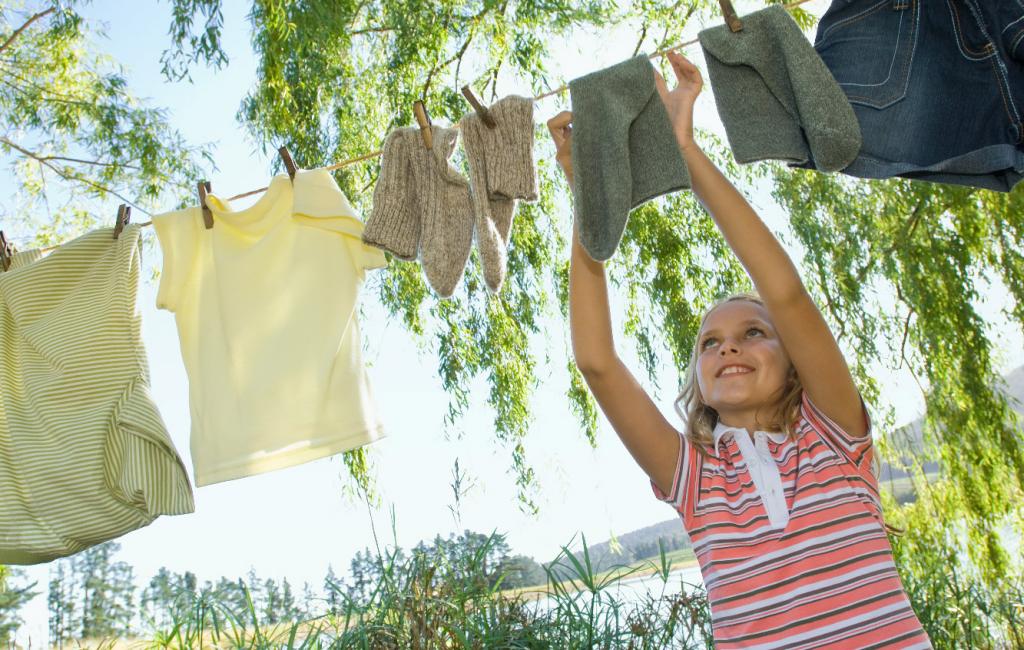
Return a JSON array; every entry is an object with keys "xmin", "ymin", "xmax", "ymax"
[
  {"xmin": 878, "ymin": 364, "xmax": 1024, "ymax": 481},
  {"xmin": 556, "ymin": 518, "xmax": 691, "ymax": 575},
  {"xmin": 568, "ymin": 365, "xmax": 1024, "ymax": 570}
]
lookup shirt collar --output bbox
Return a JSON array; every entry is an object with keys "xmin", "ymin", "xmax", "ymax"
[{"xmin": 713, "ymin": 421, "xmax": 788, "ymax": 451}]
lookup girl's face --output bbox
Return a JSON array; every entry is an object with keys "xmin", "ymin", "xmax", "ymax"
[{"xmin": 695, "ymin": 300, "xmax": 792, "ymax": 422}]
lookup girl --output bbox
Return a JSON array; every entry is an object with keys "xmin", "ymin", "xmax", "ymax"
[{"xmin": 547, "ymin": 51, "xmax": 931, "ymax": 649}]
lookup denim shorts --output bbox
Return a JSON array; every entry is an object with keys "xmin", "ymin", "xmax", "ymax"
[{"xmin": 811, "ymin": 0, "xmax": 1024, "ymax": 191}]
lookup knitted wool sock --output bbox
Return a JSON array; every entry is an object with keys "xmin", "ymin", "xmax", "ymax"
[
  {"xmin": 460, "ymin": 95, "xmax": 538, "ymax": 293},
  {"xmin": 569, "ymin": 55, "xmax": 690, "ymax": 262},
  {"xmin": 698, "ymin": 5, "xmax": 861, "ymax": 172},
  {"xmin": 410, "ymin": 125, "xmax": 475, "ymax": 298},
  {"xmin": 363, "ymin": 128, "xmax": 421, "ymax": 260}
]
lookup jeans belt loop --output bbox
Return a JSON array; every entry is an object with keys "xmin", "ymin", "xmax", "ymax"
[{"xmin": 892, "ymin": 0, "xmax": 910, "ymax": 9}]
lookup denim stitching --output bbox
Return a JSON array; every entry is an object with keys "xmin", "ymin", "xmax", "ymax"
[
  {"xmin": 842, "ymin": 1, "xmax": 919, "ymax": 108},
  {"xmin": 839, "ymin": 9, "xmax": 908, "ymax": 88},
  {"xmin": 965, "ymin": 0, "xmax": 1023, "ymax": 123},
  {"xmin": 947, "ymin": 0, "xmax": 996, "ymax": 61},
  {"xmin": 1003, "ymin": 14, "xmax": 1024, "ymax": 34},
  {"xmin": 818, "ymin": 0, "xmax": 890, "ymax": 44},
  {"xmin": 1013, "ymin": 29, "xmax": 1024, "ymax": 56},
  {"xmin": 962, "ymin": 0, "xmax": 999, "ymax": 49},
  {"xmin": 985, "ymin": 55, "xmax": 1019, "ymax": 133}
]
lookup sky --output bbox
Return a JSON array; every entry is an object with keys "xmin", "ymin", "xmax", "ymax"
[{"xmin": 4, "ymin": 0, "xmax": 1024, "ymax": 643}]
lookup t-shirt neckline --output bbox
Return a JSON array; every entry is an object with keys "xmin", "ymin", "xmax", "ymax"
[{"xmin": 205, "ymin": 174, "xmax": 294, "ymax": 231}]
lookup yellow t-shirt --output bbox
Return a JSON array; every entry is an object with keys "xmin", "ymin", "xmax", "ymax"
[{"xmin": 153, "ymin": 168, "xmax": 388, "ymax": 486}]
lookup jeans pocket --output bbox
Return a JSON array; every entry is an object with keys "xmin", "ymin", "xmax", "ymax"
[
  {"xmin": 1000, "ymin": 12, "xmax": 1024, "ymax": 62},
  {"xmin": 814, "ymin": 0, "xmax": 920, "ymax": 109}
]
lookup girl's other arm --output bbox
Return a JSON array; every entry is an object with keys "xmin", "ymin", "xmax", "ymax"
[
  {"xmin": 548, "ymin": 111, "xmax": 683, "ymax": 493},
  {"xmin": 657, "ymin": 51, "xmax": 865, "ymax": 437}
]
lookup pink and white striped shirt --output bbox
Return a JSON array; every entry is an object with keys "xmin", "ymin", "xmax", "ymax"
[{"xmin": 655, "ymin": 392, "xmax": 931, "ymax": 649}]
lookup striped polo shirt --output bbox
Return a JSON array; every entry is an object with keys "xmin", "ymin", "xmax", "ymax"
[{"xmin": 655, "ymin": 393, "xmax": 931, "ymax": 649}]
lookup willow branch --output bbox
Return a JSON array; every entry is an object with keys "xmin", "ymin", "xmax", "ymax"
[
  {"xmin": 0, "ymin": 136, "xmax": 146, "ymax": 213},
  {"xmin": 853, "ymin": 197, "xmax": 928, "ymax": 285},
  {"xmin": 0, "ymin": 137, "xmax": 138, "ymax": 170},
  {"xmin": 351, "ymin": 26, "xmax": 393, "ymax": 35},
  {"xmin": 421, "ymin": 4, "xmax": 492, "ymax": 101},
  {"xmin": 39, "ymin": 154, "xmax": 138, "ymax": 170},
  {"xmin": 654, "ymin": 1, "xmax": 693, "ymax": 53},
  {"xmin": 0, "ymin": 7, "xmax": 56, "ymax": 56},
  {"xmin": 0, "ymin": 65, "xmax": 98, "ymax": 107},
  {"xmin": 488, "ymin": 61, "xmax": 502, "ymax": 102},
  {"xmin": 898, "ymin": 306, "xmax": 915, "ymax": 369},
  {"xmin": 632, "ymin": 23, "xmax": 648, "ymax": 57}
]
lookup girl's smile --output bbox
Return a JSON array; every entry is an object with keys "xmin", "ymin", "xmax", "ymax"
[{"xmin": 696, "ymin": 300, "xmax": 792, "ymax": 430}]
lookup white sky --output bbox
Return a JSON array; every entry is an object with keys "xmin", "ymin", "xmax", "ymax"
[{"xmin": 6, "ymin": 0, "xmax": 1023, "ymax": 643}]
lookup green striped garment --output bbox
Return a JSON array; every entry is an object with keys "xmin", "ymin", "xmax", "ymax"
[{"xmin": 0, "ymin": 225, "xmax": 193, "ymax": 564}]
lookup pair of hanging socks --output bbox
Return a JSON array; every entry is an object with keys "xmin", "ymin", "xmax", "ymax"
[{"xmin": 364, "ymin": 126, "xmax": 473, "ymax": 298}]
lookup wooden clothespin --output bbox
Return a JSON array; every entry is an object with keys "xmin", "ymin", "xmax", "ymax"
[
  {"xmin": 278, "ymin": 145, "xmax": 297, "ymax": 181},
  {"xmin": 198, "ymin": 180, "xmax": 214, "ymax": 230},
  {"xmin": 461, "ymin": 85, "xmax": 497, "ymax": 129},
  {"xmin": 0, "ymin": 230, "xmax": 13, "ymax": 272},
  {"xmin": 113, "ymin": 204, "xmax": 131, "ymax": 239},
  {"xmin": 413, "ymin": 100, "xmax": 433, "ymax": 149},
  {"xmin": 719, "ymin": 0, "xmax": 743, "ymax": 32}
]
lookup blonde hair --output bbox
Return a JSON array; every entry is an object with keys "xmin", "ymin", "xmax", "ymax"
[{"xmin": 674, "ymin": 293, "xmax": 803, "ymax": 455}]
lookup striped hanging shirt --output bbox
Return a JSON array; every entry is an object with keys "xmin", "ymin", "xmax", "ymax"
[
  {"xmin": 0, "ymin": 226, "xmax": 193, "ymax": 564},
  {"xmin": 655, "ymin": 393, "xmax": 932, "ymax": 649}
]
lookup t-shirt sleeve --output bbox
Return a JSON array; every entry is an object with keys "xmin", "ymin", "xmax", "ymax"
[
  {"xmin": 291, "ymin": 171, "xmax": 389, "ymax": 274},
  {"xmin": 800, "ymin": 391, "xmax": 873, "ymax": 472},
  {"xmin": 346, "ymin": 237, "xmax": 388, "ymax": 272},
  {"xmin": 152, "ymin": 208, "xmax": 201, "ymax": 313},
  {"xmin": 651, "ymin": 432, "xmax": 697, "ymax": 513}
]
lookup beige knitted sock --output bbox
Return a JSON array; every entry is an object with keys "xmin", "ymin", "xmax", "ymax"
[
  {"xmin": 411, "ymin": 125, "xmax": 475, "ymax": 298},
  {"xmin": 363, "ymin": 128, "xmax": 421, "ymax": 260},
  {"xmin": 460, "ymin": 95, "xmax": 538, "ymax": 292}
]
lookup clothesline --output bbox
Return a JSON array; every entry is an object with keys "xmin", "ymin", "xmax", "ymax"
[{"xmin": 16, "ymin": 0, "xmax": 814, "ymax": 256}]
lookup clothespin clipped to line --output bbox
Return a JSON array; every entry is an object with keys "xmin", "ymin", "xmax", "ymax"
[
  {"xmin": 413, "ymin": 100, "xmax": 433, "ymax": 149},
  {"xmin": 198, "ymin": 180, "xmax": 214, "ymax": 230},
  {"xmin": 460, "ymin": 86, "xmax": 497, "ymax": 129},
  {"xmin": 719, "ymin": 0, "xmax": 743, "ymax": 32},
  {"xmin": 0, "ymin": 230, "xmax": 13, "ymax": 272},
  {"xmin": 278, "ymin": 145, "xmax": 297, "ymax": 181},
  {"xmin": 113, "ymin": 204, "xmax": 131, "ymax": 240}
]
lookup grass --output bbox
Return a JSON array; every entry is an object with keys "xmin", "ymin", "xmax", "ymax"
[
  {"xmin": 35, "ymin": 522, "xmax": 1022, "ymax": 649},
  {"xmin": 53, "ymin": 534, "xmax": 713, "ymax": 650}
]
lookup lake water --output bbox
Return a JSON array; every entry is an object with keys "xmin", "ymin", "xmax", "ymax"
[{"xmin": 529, "ymin": 563, "xmax": 709, "ymax": 647}]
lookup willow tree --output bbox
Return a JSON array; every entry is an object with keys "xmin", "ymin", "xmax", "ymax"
[
  {"xmin": 2, "ymin": 0, "xmax": 1021, "ymax": 592},
  {"xmin": 0, "ymin": 2, "xmax": 209, "ymax": 240}
]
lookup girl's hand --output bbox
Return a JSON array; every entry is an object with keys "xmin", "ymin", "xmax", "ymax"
[
  {"xmin": 546, "ymin": 110, "xmax": 574, "ymax": 185},
  {"xmin": 653, "ymin": 50, "xmax": 704, "ymax": 154}
]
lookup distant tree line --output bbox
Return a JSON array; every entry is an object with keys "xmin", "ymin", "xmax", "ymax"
[{"xmin": 0, "ymin": 529, "xmax": 550, "ymax": 643}]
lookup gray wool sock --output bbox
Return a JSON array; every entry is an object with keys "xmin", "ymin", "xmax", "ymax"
[
  {"xmin": 364, "ymin": 129, "xmax": 421, "ymax": 260},
  {"xmin": 698, "ymin": 5, "xmax": 861, "ymax": 172},
  {"xmin": 410, "ymin": 125, "xmax": 475, "ymax": 298},
  {"xmin": 460, "ymin": 95, "xmax": 538, "ymax": 293},
  {"xmin": 569, "ymin": 54, "xmax": 690, "ymax": 262}
]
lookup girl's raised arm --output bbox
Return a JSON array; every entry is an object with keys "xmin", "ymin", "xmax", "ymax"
[
  {"xmin": 548, "ymin": 111, "xmax": 682, "ymax": 494},
  {"xmin": 658, "ymin": 51, "xmax": 865, "ymax": 437}
]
